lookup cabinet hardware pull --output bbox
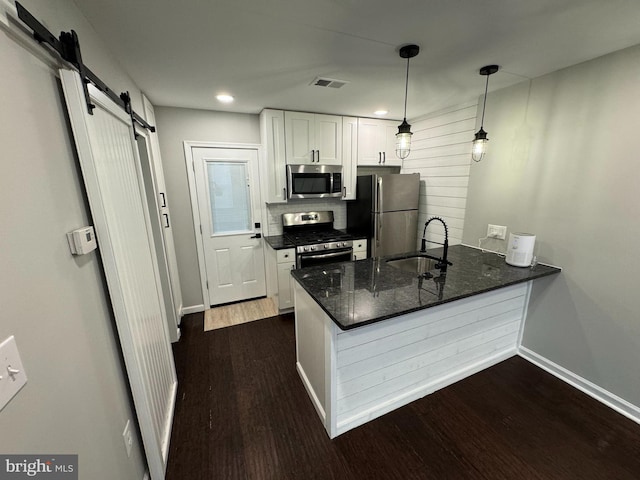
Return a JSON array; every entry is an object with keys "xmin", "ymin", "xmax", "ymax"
[
  {"xmin": 159, "ymin": 192, "xmax": 166, "ymax": 207},
  {"xmin": 383, "ymin": 152, "xmax": 386, "ymax": 164},
  {"xmin": 283, "ymin": 187, "xmax": 286, "ymax": 199},
  {"xmin": 163, "ymin": 213, "xmax": 170, "ymax": 228},
  {"xmin": 343, "ymin": 186, "xmax": 346, "ymax": 197},
  {"xmin": 250, "ymin": 233, "xmax": 262, "ymax": 239}
]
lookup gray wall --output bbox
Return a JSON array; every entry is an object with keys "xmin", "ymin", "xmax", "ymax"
[
  {"xmin": 463, "ymin": 44, "xmax": 640, "ymax": 407},
  {"xmin": 0, "ymin": 1, "xmax": 146, "ymax": 478},
  {"xmin": 154, "ymin": 107, "xmax": 260, "ymax": 308}
]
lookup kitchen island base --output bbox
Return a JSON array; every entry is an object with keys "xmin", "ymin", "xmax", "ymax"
[{"xmin": 294, "ymin": 280, "xmax": 531, "ymax": 438}]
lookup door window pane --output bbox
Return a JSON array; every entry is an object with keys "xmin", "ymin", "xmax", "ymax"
[{"xmin": 207, "ymin": 162, "xmax": 251, "ymax": 234}]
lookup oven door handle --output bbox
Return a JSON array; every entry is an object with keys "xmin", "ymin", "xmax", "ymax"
[{"xmin": 300, "ymin": 250, "xmax": 352, "ymax": 260}]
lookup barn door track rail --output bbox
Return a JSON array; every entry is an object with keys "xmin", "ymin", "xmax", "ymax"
[{"xmin": 15, "ymin": 1, "xmax": 155, "ymax": 137}]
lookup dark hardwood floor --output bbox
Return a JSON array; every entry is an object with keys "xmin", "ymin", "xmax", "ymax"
[{"xmin": 167, "ymin": 313, "xmax": 640, "ymax": 479}]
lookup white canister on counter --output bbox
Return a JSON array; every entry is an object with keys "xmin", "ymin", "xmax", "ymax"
[{"xmin": 505, "ymin": 233, "xmax": 536, "ymax": 267}]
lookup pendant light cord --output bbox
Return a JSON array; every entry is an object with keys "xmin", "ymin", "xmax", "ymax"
[
  {"xmin": 480, "ymin": 73, "xmax": 489, "ymax": 128},
  {"xmin": 403, "ymin": 56, "xmax": 410, "ymax": 120}
]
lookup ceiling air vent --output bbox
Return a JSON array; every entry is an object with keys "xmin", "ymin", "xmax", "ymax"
[{"xmin": 310, "ymin": 77, "xmax": 349, "ymax": 89}]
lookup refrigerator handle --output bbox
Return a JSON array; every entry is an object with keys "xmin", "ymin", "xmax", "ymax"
[
  {"xmin": 376, "ymin": 215, "xmax": 382, "ymax": 248},
  {"xmin": 375, "ymin": 177, "xmax": 382, "ymax": 213}
]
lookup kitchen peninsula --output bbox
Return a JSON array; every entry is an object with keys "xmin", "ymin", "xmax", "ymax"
[{"xmin": 292, "ymin": 244, "xmax": 561, "ymax": 438}]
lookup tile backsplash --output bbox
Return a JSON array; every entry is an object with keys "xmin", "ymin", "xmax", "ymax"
[{"xmin": 265, "ymin": 199, "xmax": 347, "ymax": 235}]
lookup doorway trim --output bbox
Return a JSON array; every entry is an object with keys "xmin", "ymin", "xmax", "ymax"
[{"xmin": 183, "ymin": 141, "xmax": 264, "ymax": 309}]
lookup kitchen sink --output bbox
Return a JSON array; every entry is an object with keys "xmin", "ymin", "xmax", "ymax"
[{"xmin": 385, "ymin": 255, "xmax": 441, "ymax": 274}]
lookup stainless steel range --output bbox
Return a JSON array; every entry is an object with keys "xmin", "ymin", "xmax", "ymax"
[{"xmin": 282, "ymin": 211, "xmax": 354, "ymax": 268}]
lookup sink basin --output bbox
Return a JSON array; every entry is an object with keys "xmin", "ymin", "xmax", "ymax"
[{"xmin": 386, "ymin": 255, "xmax": 441, "ymax": 274}]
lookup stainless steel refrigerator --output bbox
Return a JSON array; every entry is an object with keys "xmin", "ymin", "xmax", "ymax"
[{"xmin": 347, "ymin": 173, "xmax": 420, "ymax": 258}]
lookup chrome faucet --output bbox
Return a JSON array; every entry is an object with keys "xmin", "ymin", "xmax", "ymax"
[{"xmin": 420, "ymin": 216, "xmax": 453, "ymax": 272}]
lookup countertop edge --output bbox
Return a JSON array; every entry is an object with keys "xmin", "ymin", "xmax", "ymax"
[{"xmin": 294, "ymin": 266, "xmax": 561, "ymax": 331}]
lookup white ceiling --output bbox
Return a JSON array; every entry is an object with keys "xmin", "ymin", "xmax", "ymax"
[{"xmin": 73, "ymin": 0, "xmax": 640, "ymax": 120}]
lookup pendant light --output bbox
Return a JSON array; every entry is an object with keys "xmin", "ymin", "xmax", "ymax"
[
  {"xmin": 396, "ymin": 44, "xmax": 420, "ymax": 160},
  {"xmin": 472, "ymin": 64, "xmax": 499, "ymax": 162}
]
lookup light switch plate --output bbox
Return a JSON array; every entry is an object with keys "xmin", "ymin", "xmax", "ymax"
[{"xmin": 0, "ymin": 336, "xmax": 28, "ymax": 412}]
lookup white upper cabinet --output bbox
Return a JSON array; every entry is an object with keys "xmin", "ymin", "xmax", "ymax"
[
  {"xmin": 259, "ymin": 109, "xmax": 287, "ymax": 203},
  {"xmin": 342, "ymin": 116, "xmax": 358, "ymax": 200},
  {"xmin": 285, "ymin": 112, "xmax": 342, "ymax": 165},
  {"xmin": 357, "ymin": 118, "xmax": 402, "ymax": 167}
]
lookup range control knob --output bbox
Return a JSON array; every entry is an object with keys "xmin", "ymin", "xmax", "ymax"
[
  {"xmin": 310, "ymin": 246, "xmax": 316, "ymax": 251},
  {"xmin": 303, "ymin": 247, "xmax": 309, "ymax": 252},
  {"xmin": 324, "ymin": 244, "xmax": 329, "ymax": 249}
]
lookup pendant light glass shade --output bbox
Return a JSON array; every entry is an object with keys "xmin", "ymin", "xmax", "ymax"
[
  {"xmin": 396, "ymin": 119, "xmax": 412, "ymax": 160},
  {"xmin": 471, "ymin": 127, "xmax": 488, "ymax": 162},
  {"xmin": 472, "ymin": 65, "xmax": 499, "ymax": 162},
  {"xmin": 396, "ymin": 44, "xmax": 419, "ymax": 160}
]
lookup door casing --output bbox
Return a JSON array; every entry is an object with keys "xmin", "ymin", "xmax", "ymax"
[{"xmin": 183, "ymin": 141, "xmax": 266, "ymax": 310}]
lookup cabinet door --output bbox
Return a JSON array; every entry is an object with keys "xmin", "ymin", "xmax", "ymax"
[
  {"xmin": 357, "ymin": 118, "xmax": 385, "ymax": 166},
  {"xmin": 315, "ymin": 114, "xmax": 342, "ymax": 165},
  {"xmin": 353, "ymin": 251, "xmax": 367, "ymax": 261},
  {"xmin": 277, "ymin": 261, "xmax": 296, "ymax": 309},
  {"xmin": 260, "ymin": 109, "xmax": 288, "ymax": 203},
  {"xmin": 353, "ymin": 239, "xmax": 368, "ymax": 260},
  {"xmin": 285, "ymin": 111, "xmax": 315, "ymax": 164},
  {"xmin": 357, "ymin": 118, "xmax": 404, "ymax": 167},
  {"xmin": 382, "ymin": 121, "xmax": 403, "ymax": 166},
  {"xmin": 342, "ymin": 116, "xmax": 358, "ymax": 200}
]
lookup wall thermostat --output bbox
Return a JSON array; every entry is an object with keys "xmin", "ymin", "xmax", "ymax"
[{"xmin": 66, "ymin": 226, "xmax": 98, "ymax": 255}]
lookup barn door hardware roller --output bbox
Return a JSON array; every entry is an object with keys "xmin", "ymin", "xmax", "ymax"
[{"xmin": 14, "ymin": 1, "xmax": 155, "ymax": 136}]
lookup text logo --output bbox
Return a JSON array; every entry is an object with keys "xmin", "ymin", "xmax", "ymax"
[{"xmin": 0, "ymin": 456, "xmax": 77, "ymax": 479}]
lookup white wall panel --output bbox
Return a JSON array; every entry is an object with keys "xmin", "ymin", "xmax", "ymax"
[
  {"xmin": 403, "ymin": 102, "xmax": 477, "ymax": 249},
  {"xmin": 334, "ymin": 283, "xmax": 528, "ymax": 429}
]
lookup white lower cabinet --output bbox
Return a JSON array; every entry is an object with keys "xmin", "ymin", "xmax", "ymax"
[
  {"xmin": 266, "ymin": 246, "xmax": 296, "ymax": 311},
  {"xmin": 276, "ymin": 248, "xmax": 296, "ymax": 310},
  {"xmin": 277, "ymin": 260, "xmax": 296, "ymax": 309},
  {"xmin": 352, "ymin": 239, "xmax": 368, "ymax": 260}
]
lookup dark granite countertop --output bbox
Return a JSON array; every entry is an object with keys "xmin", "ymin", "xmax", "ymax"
[
  {"xmin": 291, "ymin": 244, "xmax": 561, "ymax": 330},
  {"xmin": 264, "ymin": 235, "xmax": 296, "ymax": 250}
]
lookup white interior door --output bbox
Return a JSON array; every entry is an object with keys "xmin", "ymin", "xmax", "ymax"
[
  {"xmin": 193, "ymin": 146, "xmax": 266, "ymax": 306},
  {"xmin": 136, "ymin": 132, "xmax": 180, "ymax": 343},
  {"xmin": 60, "ymin": 69, "xmax": 176, "ymax": 480},
  {"xmin": 141, "ymin": 94, "xmax": 183, "ymax": 339}
]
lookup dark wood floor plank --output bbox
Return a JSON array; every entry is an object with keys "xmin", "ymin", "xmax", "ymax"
[
  {"xmin": 440, "ymin": 358, "xmax": 640, "ymax": 479},
  {"xmin": 166, "ymin": 312, "xmax": 640, "ymax": 480}
]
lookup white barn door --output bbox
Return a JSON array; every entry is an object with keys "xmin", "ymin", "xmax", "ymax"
[{"xmin": 60, "ymin": 69, "xmax": 177, "ymax": 480}]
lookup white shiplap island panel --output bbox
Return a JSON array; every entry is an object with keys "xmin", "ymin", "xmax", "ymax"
[{"xmin": 295, "ymin": 281, "xmax": 530, "ymax": 438}]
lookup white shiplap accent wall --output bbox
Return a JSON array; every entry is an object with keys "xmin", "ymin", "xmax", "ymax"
[
  {"xmin": 333, "ymin": 283, "xmax": 526, "ymax": 433},
  {"xmin": 402, "ymin": 101, "xmax": 478, "ymax": 248}
]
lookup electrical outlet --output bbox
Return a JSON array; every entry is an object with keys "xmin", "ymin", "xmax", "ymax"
[
  {"xmin": 123, "ymin": 420, "xmax": 133, "ymax": 458},
  {"xmin": 487, "ymin": 224, "xmax": 507, "ymax": 240}
]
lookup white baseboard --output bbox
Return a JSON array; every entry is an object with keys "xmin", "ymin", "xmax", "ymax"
[
  {"xmin": 296, "ymin": 362, "xmax": 326, "ymax": 423},
  {"xmin": 181, "ymin": 304, "xmax": 205, "ymax": 315},
  {"xmin": 518, "ymin": 347, "xmax": 640, "ymax": 426}
]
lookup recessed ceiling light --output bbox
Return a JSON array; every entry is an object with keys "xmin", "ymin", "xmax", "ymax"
[
  {"xmin": 374, "ymin": 110, "xmax": 388, "ymax": 116},
  {"xmin": 216, "ymin": 94, "xmax": 234, "ymax": 104}
]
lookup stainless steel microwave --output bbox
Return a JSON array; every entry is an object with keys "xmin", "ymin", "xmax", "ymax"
[{"xmin": 286, "ymin": 164, "xmax": 343, "ymax": 199}]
